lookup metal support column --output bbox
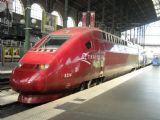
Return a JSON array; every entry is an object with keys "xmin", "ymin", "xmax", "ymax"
[
  {"xmin": 64, "ymin": 0, "xmax": 68, "ymax": 28},
  {"xmin": 134, "ymin": 28, "xmax": 135, "ymax": 43},
  {"xmin": 139, "ymin": 27, "xmax": 141, "ymax": 45},
  {"xmin": 125, "ymin": 31, "xmax": 127, "ymax": 40},
  {"xmin": 137, "ymin": 27, "xmax": 140, "ymax": 45},
  {"xmin": 112, "ymin": 0, "xmax": 115, "ymax": 34},
  {"xmin": 130, "ymin": 29, "xmax": 131, "ymax": 41},
  {"xmin": 139, "ymin": 26, "xmax": 141, "ymax": 45},
  {"xmin": 139, "ymin": 26, "xmax": 142, "ymax": 45},
  {"xmin": 86, "ymin": 0, "xmax": 91, "ymax": 27},
  {"xmin": 102, "ymin": 3, "xmax": 105, "ymax": 24},
  {"xmin": 24, "ymin": 0, "xmax": 31, "ymax": 53},
  {"xmin": 143, "ymin": 26, "xmax": 145, "ymax": 46},
  {"xmin": 1, "ymin": 40, "xmax": 4, "ymax": 66},
  {"xmin": 137, "ymin": 27, "xmax": 139, "ymax": 44},
  {"xmin": 143, "ymin": 25, "xmax": 145, "ymax": 47},
  {"xmin": 141, "ymin": 26, "xmax": 143, "ymax": 46},
  {"xmin": 101, "ymin": 2, "xmax": 105, "ymax": 30},
  {"xmin": 88, "ymin": 0, "xmax": 91, "ymax": 11},
  {"xmin": 140, "ymin": 26, "xmax": 142, "ymax": 45}
]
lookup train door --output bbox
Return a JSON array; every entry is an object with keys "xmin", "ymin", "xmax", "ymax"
[
  {"xmin": 79, "ymin": 31, "xmax": 105, "ymax": 80},
  {"xmin": 92, "ymin": 39, "xmax": 105, "ymax": 78},
  {"xmin": 99, "ymin": 33, "xmax": 106, "ymax": 77},
  {"xmin": 80, "ymin": 40, "xmax": 95, "ymax": 80},
  {"xmin": 99, "ymin": 42, "xmax": 105, "ymax": 77}
]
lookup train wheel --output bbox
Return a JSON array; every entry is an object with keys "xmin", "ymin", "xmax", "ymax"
[
  {"xmin": 79, "ymin": 83, "xmax": 86, "ymax": 91},
  {"xmin": 100, "ymin": 78, "xmax": 104, "ymax": 83},
  {"xmin": 97, "ymin": 77, "xmax": 104, "ymax": 84},
  {"xmin": 87, "ymin": 80, "xmax": 92, "ymax": 89},
  {"xmin": 91, "ymin": 80, "xmax": 97, "ymax": 87}
]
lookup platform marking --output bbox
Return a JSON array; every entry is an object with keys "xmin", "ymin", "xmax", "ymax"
[{"xmin": 3, "ymin": 66, "xmax": 151, "ymax": 120}]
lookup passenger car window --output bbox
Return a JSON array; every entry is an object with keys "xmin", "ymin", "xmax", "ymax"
[
  {"xmin": 102, "ymin": 32, "xmax": 106, "ymax": 40},
  {"xmin": 106, "ymin": 34, "xmax": 109, "ymax": 41},
  {"xmin": 125, "ymin": 41, "xmax": 127, "ymax": 46},
  {"xmin": 85, "ymin": 41, "xmax": 92, "ymax": 49}
]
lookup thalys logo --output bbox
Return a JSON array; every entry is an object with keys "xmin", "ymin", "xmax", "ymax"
[{"xmin": 81, "ymin": 52, "xmax": 105, "ymax": 68}]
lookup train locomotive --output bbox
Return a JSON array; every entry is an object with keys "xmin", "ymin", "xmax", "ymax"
[{"xmin": 10, "ymin": 27, "xmax": 150, "ymax": 104}]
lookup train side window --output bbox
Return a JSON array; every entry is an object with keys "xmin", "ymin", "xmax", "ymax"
[
  {"xmin": 111, "ymin": 36, "xmax": 113, "ymax": 43},
  {"xmin": 116, "ymin": 38, "xmax": 118, "ymax": 44},
  {"xmin": 110, "ymin": 35, "xmax": 112, "ymax": 42},
  {"xmin": 108, "ymin": 34, "xmax": 110, "ymax": 42},
  {"xmin": 120, "ymin": 40, "xmax": 122, "ymax": 45},
  {"xmin": 113, "ymin": 37, "xmax": 115, "ymax": 43},
  {"xmin": 106, "ymin": 34, "xmax": 109, "ymax": 41},
  {"xmin": 118, "ymin": 38, "xmax": 122, "ymax": 45},
  {"xmin": 112, "ymin": 36, "xmax": 114, "ymax": 43},
  {"xmin": 114, "ymin": 37, "xmax": 116, "ymax": 43},
  {"xmin": 125, "ymin": 41, "xmax": 127, "ymax": 46},
  {"xmin": 102, "ymin": 32, "xmax": 106, "ymax": 40},
  {"xmin": 109, "ymin": 35, "xmax": 111, "ymax": 42},
  {"xmin": 119, "ymin": 39, "xmax": 121, "ymax": 45},
  {"xmin": 122, "ymin": 40, "xmax": 125, "ymax": 45},
  {"xmin": 110, "ymin": 36, "xmax": 112, "ymax": 42},
  {"xmin": 117, "ymin": 38, "xmax": 120, "ymax": 44},
  {"xmin": 112, "ymin": 36, "xmax": 115, "ymax": 43},
  {"xmin": 85, "ymin": 41, "xmax": 92, "ymax": 49}
]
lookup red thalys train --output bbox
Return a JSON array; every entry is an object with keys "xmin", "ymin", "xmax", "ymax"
[{"xmin": 10, "ymin": 27, "xmax": 150, "ymax": 104}]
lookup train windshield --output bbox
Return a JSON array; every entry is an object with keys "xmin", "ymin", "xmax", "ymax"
[{"xmin": 39, "ymin": 35, "xmax": 70, "ymax": 48}]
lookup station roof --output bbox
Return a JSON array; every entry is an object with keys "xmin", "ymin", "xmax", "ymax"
[{"xmin": 60, "ymin": 0, "xmax": 160, "ymax": 32}]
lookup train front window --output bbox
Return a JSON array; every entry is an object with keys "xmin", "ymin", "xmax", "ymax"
[{"xmin": 40, "ymin": 35, "xmax": 70, "ymax": 48}]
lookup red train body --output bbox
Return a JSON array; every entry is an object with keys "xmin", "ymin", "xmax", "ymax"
[{"xmin": 10, "ymin": 27, "xmax": 142, "ymax": 103}]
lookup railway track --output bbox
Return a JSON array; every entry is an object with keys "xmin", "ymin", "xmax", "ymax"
[
  {"xmin": 0, "ymin": 78, "xmax": 9, "ymax": 84},
  {"xmin": 0, "ymin": 102, "xmax": 39, "ymax": 118},
  {"xmin": 0, "ymin": 85, "xmax": 10, "ymax": 91},
  {"xmin": 0, "ymin": 78, "xmax": 10, "ymax": 91},
  {"xmin": 0, "ymin": 87, "xmax": 35, "ymax": 119},
  {"xmin": 0, "ymin": 66, "xmax": 149, "ymax": 119}
]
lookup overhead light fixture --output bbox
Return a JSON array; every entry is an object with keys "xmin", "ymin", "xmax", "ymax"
[{"xmin": 156, "ymin": 12, "xmax": 160, "ymax": 17}]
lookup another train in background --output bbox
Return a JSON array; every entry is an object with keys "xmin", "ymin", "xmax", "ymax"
[
  {"xmin": 10, "ymin": 27, "xmax": 151, "ymax": 104},
  {"xmin": 138, "ymin": 48, "xmax": 152, "ymax": 67},
  {"xmin": 152, "ymin": 54, "xmax": 160, "ymax": 66}
]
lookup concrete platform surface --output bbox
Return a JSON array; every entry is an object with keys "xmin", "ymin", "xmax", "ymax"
[{"xmin": 3, "ymin": 66, "xmax": 160, "ymax": 120}]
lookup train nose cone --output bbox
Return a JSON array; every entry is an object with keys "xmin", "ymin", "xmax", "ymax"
[{"xmin": 10, "ymin": 68, "xmax": 45, "ymax": 93}]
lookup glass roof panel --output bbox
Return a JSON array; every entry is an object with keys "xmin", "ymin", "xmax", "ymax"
[{"xmin": 152, "ymin": 0, "xmax": 160, "ymax": 18}]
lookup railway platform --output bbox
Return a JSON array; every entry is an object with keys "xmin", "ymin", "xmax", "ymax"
[{"xmin": 2, "ymin": 65, "xmax": 160, "ymax": 120}]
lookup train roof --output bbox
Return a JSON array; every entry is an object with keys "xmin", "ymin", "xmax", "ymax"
[
  {"xmin": 48, "ymin": 27, "xmax": 142, "ymax": 48},
  {"xmin": 50, "ymin": 27, "xmax": 98, "ymax": 36}
]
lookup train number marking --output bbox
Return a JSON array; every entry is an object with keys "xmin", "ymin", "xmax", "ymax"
[{"xmin": 64, "ymin": 73, "xmax": 72, "ymax": 78}]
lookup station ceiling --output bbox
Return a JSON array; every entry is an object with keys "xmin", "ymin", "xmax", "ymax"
[{"xmin": 60, "ymin": 0, "xmax": 159, "ymax": 32}]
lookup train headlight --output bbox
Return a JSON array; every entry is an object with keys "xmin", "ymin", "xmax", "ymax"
[
  {"xmin": 38, "ymin": 64, "xmax": 49, "ymax": 70},
  {"xmin": 18, "ymin": 63, "xmax": 22, "ymax": 68}
]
